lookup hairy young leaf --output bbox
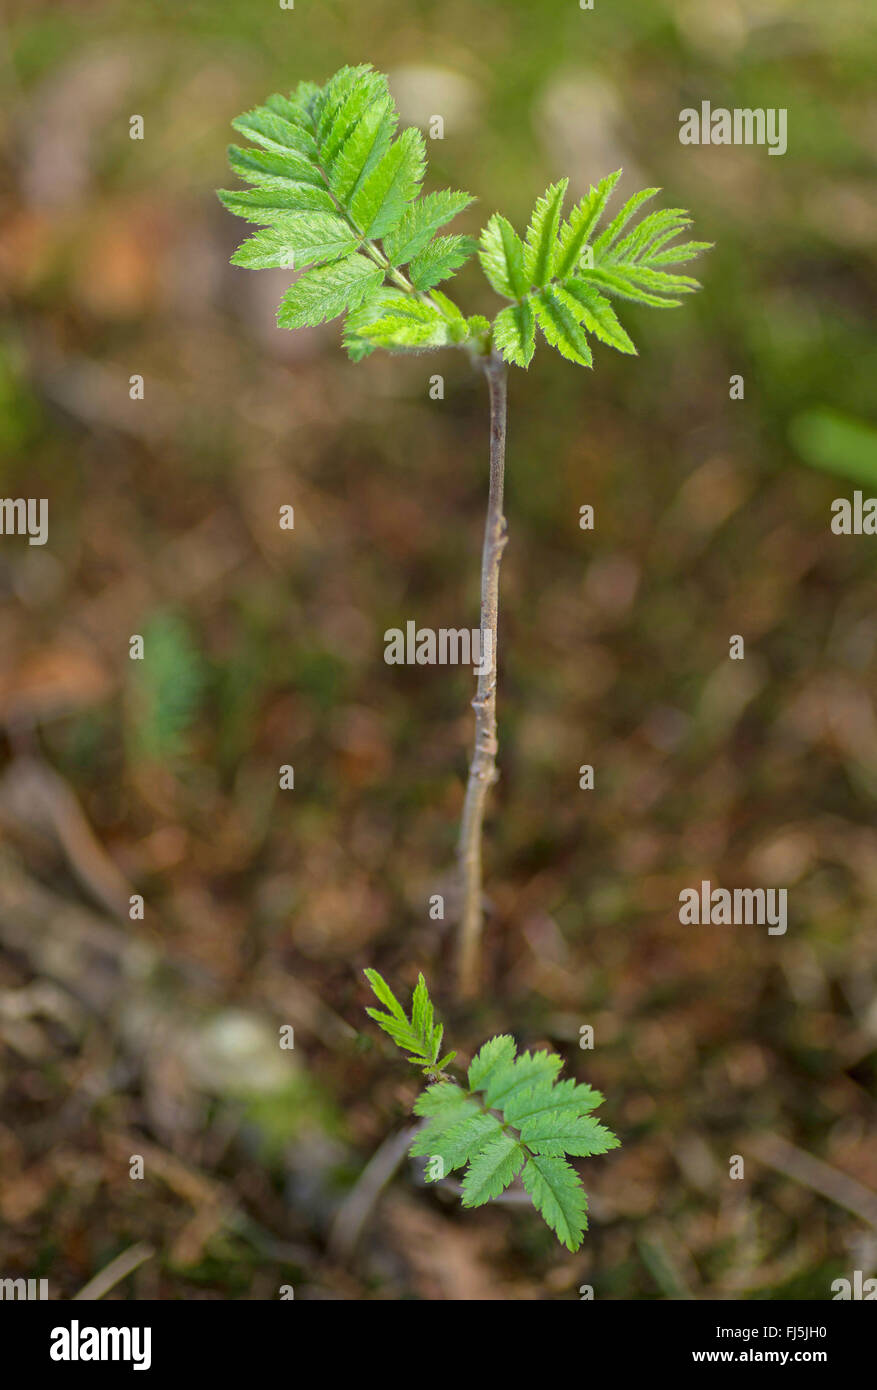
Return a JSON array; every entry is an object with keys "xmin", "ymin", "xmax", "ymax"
[
  {"xmin": 483, "ymin": 171, "xmax": 708, "ymax": 368},
  {"xmin": 276, "ymin": 254, "xmax": 383, "ymax": 329},
  {"xmin": 222, "ymin": 66, "xmax": 473, "ymax": 356},
  {"xmin": 350, "ymin": 126, "xmax": 426, "ymax": 237},
  {"xmin": 230, "ymin": 212, "xmax": 359, "ymax": 270},
  {"xmin": 383, "ymin": 190, "xmax": 476, "ymax": 265},
  {"xmin": 478, "ymin": 215, "xmax": 528, "ymax": 299},
  {"xmin": 523, "ymin": 179, "xmax": 568, "ymax": 288},
  {"xmin": 345, "ymin": 288, "xmax": 468, "ymax": 354},
  {"xmin": 554, "ymin": 169, "xmax": 622, "ymax": 278},
  {"xmin": 492, "ymin": 302, "xmax": 536, "ymax": 367},
  {"xmin": 557, "ymin": 281, "xmax": 636, "ymax": 355},
  {"xmin": 362, "ymin": 968, "xmax": 407, "ymax": 1021},
  {"xmin": 408, "ymin": 235, "xmax": 478, "ymax": 290},
  {"xmin": 534, "ymin": 289, "xmax": 593, "ymax": 367}
]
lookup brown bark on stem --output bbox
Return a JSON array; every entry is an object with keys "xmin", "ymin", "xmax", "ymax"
[{"xmin": 457, "ymin": 352, "xmax": 509, "ymax": 997}]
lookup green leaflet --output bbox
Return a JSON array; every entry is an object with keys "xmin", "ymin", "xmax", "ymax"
[
  {"xmin": 503, "ymin": 1077, "xmax": 604, "ymax": 1126},
  {"xmin": 482, "ymin": 173, "xmax": 709, "ymax": 369},
  {"xmin": 535, "ymin": 289, "xmax": 593, "ymax": 367},
  {"xmin": 493, "ymin": 302, "xmax": 535, "ymax": 366},
  {"xmin": 276, "ymin": 254, "xmax": 382, "ymax": 329},
  {"xmin": 482, "ymin": 1049, "xmax": 563, "ymax": 1109},
  {"xmin": 492, "ymin": 302, "xmax": 535, "ymax": 367},
  {"xmin": 518, "ymin": 1110, "xmax": 621, "ymax": 1158},
  {"xmin": 461, "ymin": 1133, "xmax": 525, "ymax": 1207},
  {"xmin": 408, "ymin": 235, "xmax": 478, "ymax": 290},
  {"xmin": 410, "ymin": 1111, "xmax": 502, "ymax": 1176},
  {"xmin": 350, "ymin": 126, "xmax": 426, "ymax": 237},
  {"xmin": 523, "ymin": 179, "xmax": 568, "ymax": 287},
  {"xmin": 522, "ymin": 1154, "xmax": 589, "ymax": 1252},
  {"xmin": 364, "ymin": 971, "xmax": 620, "ymax": 1251},
  {"xmin": 384, "ymin": 190, "xmax": 476, "ymax": 265},
  {"xmin": 478, "ymin": 214, "xmax": 528, "ymax": 298},
  {"xmin": 554, "ymin": 170, "xmax": 621, "ymax": 278},
  {"xmin": 230, "ymin": 212, "xmax": 359, "ymax": 270},
  {"xmin": 218, "ymin": 185, "xmax": 337, "ymax": 220},
  {"xmin": 344, "ymin": 287, "xmax": 470, "ymax": 354},
  {"xmin": 468, "ymin": 1035, "xmax": 516, "ymax": 1093},
  {"xmin": 558, "ymin": 281, "xmax": 636, "ymax": 355},
  {"xmin": 221, "ymin": 65, "xmax": 475, "ymax": 356}
]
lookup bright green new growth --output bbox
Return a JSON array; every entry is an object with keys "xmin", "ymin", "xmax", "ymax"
[
  {"xmin": 219, "ymin": 64, "xmax": 709, "ymax": 367},
  {"xmin": 481, "ymin": 172, "xmax": 710, "ymax": 368},
  {"xmin": 364, "ymin": 970, "xmax": 619, "ymax": 1252}
]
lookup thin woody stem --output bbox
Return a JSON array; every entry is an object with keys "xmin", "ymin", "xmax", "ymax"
[{"xmin": 457, "ymin": 351, "xmax": 509, "ymax": 998}]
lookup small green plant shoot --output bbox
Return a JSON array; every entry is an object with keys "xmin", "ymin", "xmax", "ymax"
[
  {"xmin": 220, "ymin": 65, "xmax": 709, "ymax": 996},
  {"xmin": 364, "ymin": 969, "xmax": 620, "ymax": 1251}
]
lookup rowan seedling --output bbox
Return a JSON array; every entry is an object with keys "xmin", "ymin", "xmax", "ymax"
[
  {"xmin": 363, "ymin": 968, "xmax": 619, "ymax": 1251},
  {"xmin": 219, "ymin": 64, "xmax": 709, "ymax": 995}
]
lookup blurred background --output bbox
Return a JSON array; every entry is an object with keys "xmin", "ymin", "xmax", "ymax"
[{"xmin": 1, "ymin": 0, "xmax": 876, "ymax": 1299}]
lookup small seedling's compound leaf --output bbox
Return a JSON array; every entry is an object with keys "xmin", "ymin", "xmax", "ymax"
[
  {"xmin": 221, "ymin": 66, "xmax": 473, "ymax": 356},
  {"xmin": 483, "ymin": 171, "xmax": 708, "ymax": 368},
  {"xmin": 363, "ymin": 972, "xmax": 619, "ymax": 1250}
]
